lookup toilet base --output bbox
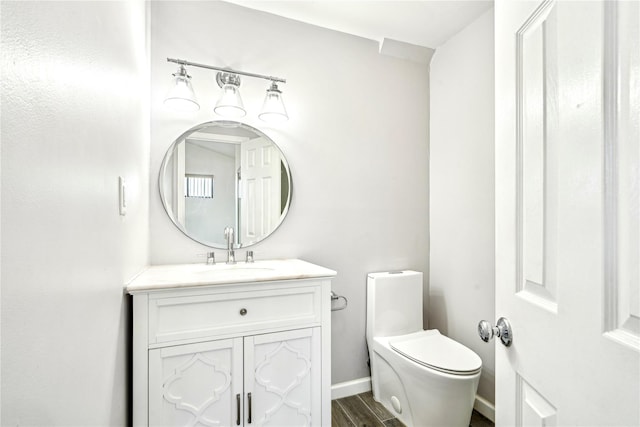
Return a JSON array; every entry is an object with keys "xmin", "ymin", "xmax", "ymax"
[{"xmin": 370, "ymin": 337, "xmax": 480, "ymax": 427}]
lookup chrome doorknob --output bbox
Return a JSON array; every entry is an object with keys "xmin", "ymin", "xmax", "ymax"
[{"xmin": 478, "ymin": 317, "xmax": 513, "ymax": 347}]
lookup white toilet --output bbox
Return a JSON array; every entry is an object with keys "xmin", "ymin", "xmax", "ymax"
[{"xmin": 366, "ymin": 271, "xmax": 482, "ymax": 427}]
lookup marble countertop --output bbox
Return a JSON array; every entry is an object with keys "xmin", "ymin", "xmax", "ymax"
[{"xmin": 126, "ymin": 258, "xmax": 337, "ymax": 293}]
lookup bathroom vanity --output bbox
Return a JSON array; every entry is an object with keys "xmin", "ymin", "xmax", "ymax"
[{"xmin": 127, "ymin": 259, "xmax": 336, "ymax": 426}]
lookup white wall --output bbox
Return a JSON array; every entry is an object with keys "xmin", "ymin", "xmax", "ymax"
[
  {"xmin": 0, "ymin": 1, "xmax": 149, "ymax": 425},
  {"xmin": 149, "ymin": 1, "xmax": 430, "ymax": 384},
  {"xmin": 429, "ymin": 9, "xmax": 496, "ymax": 404}
]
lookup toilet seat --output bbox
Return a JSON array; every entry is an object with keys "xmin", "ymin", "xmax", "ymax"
[{"xmin": 389, "ymin": 330, "xmax": 482, "ymax": 375}]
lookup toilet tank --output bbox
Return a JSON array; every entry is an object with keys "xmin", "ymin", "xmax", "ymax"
[{"xmin": 366, "ymin": 271, "xmax": 424, "ymax": 343}]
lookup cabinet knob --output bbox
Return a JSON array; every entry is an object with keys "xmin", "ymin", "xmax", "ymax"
[{"xmin": 240, "ymin": 308, "xmax": 247, "ymax": 316}]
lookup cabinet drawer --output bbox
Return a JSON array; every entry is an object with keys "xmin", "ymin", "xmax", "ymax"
[{"xmin": 148, "ymin": 285, "xmax": 322, "ymax": 345}]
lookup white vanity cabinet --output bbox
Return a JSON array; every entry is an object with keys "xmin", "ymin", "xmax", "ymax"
[{"xmin": 127, "ymin": 260, "xmax": 335, "ymax": 427}]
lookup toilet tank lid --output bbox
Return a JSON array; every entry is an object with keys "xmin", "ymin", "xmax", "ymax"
[
  {"xmin": 367, "ymin": 270, "xmax": 422, "ymax": 278},
  {"xmin": 389, "ymin": 330, "xmax": 482, "ymax": 374}
]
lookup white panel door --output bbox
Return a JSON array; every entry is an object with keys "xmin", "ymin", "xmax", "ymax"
[
  {"xmin": 149, "ymin": 338, "xmax": 244, "ymax": 427},
  {"xmin": 495, "ymin": 1, "xmax": 639, "ymax": 425},
  {"xmin": 240, "ymin": 137, "xmax": 282, "ymax": 243},
  {"xmin": 244, "ymin": 328, "xmax": 321, "ymax": 427}
]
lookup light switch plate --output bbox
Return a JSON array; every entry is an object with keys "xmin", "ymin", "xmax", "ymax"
[{"xmin": 119, "ymin": 176, "xmax": 127, "ymax": 216}]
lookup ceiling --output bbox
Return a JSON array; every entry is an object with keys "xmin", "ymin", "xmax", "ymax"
[{"xmin": 224, "ymin": 1, "xmax": 494, "ymax": 49}]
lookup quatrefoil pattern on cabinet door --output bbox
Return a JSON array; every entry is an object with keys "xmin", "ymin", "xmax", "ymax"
[
  {"xmin": 254, "ymin": 341, "xmax": 312, "ymax": 426},
  {"xmin": 163, "ymin": 352, "xmax": 232, "ymax": 427}
]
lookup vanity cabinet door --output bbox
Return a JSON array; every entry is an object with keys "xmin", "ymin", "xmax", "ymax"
[
  {"xmin": 244, "ymin": 328, "xmax": 321, "ymax": 426},
  {"xmin": 149, "ymin": 338, "xmax": 244, "ymax": 427}
]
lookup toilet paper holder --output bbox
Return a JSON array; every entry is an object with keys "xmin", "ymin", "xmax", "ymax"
[{"xmin": 330, "ymin": 291, "xmax": 348, "ymax": 311}]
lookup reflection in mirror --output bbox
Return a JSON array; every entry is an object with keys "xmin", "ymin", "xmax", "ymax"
[{"xmin": 159, "ymin": 121, "xmax": 292, "ymax": 248}]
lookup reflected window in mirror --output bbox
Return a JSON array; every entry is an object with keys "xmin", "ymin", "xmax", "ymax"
[{"xmin": 184, "ymin": 174, "xmax": 214, "ymax": 198}]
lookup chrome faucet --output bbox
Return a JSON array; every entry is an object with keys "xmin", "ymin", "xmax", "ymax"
[{"xmin": 224, "ymin": 226, "xmax": 236, "ymax": 264}]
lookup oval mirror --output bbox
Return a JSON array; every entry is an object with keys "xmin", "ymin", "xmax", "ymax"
[{"xmin": 159, "ymin": 121, "xmax": 292, "ymax": 248}]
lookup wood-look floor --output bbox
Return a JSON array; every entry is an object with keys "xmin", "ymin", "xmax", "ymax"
[{"xmin": 332, "ymin": 392, "xmax": 494, "ymax": 427}]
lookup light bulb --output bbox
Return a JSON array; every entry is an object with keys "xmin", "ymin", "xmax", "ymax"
[
  {"xmin": 259, "ymin": 82, "xmax": 288, "ymax": 123},
  {"xmin": 214, "ymin": 83, "xmax": 246, "ymax": 118},
  {"xmin": 164, "ymin": 65, "xmax": 199, "ymax": 112}
]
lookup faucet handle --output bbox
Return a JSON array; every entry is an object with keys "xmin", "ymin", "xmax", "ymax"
[
  {"xmin": 245, "ymin": 251, "xmax": 254, "ymax": 263},
  {"xmin": 206, "ymin": 252, "xmax": 215, "ymax": 265}
]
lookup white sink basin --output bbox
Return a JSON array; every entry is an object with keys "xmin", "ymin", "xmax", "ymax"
[
  {"xmin": 192, "ymin": 264, "xmax": 275, "ymax": 279},
  {"xmin": 191, "ymin": 263, "xmax": 274, "ymax": 273}
]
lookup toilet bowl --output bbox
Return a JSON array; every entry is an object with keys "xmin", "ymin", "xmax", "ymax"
[{"xmin": 366, "ymin": 271, "xmax": 482, "ymax": 427}]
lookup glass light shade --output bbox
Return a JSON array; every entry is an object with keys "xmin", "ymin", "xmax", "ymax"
[
  {"xmin": 164, "ymin": 69, "xmax": 199, "ymax": 112},
  {"xmin": 258, "ymin": 83, "xmax": 289, "ymax": 123},
  {"xmin": 214, "ymin": 83, "xmax": 246, "ymax": 118}
]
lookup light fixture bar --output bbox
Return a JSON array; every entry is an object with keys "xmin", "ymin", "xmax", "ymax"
[{"xmin": 167, "ymin": 58, "xmax": 286, "ymax": 84}]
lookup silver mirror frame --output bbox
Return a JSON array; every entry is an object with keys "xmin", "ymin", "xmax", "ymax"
[{"xmin": 159, "ymin": 120, "xmax": 293, "ymax": 249}]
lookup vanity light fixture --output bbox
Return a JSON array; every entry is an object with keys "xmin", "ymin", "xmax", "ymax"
[
  {"xmin": 214, "ymin": 72, "xmax": 246, "ymax": 118},
  {"xmin": 259, "ymin": 82, "xmax": 289, "ymax": 122},
  {"xmin": 163, "ymin": 65, "xmax": 200, "ymax": 112},
  {"xmin": 164, "ymin": 58, "xmax": 288, "ymax": 123}
]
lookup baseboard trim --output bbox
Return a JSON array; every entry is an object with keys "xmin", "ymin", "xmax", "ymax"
[
  {"xmin": 473, "ymin": 394, "xmax": 495, "ymax": 422},
  {"xmin": 331, "ymin": 377, "xmax": 372, "ymax": 400}
]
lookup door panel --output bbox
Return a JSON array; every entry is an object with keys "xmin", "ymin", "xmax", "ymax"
[
  {"xmin": 149, "ymin": 338, "xmax": 243, "ymax": 427},
  {"xmin": 603, "ymin": 0, "xmax": 640, "ymax": 351},
  {"xmin": 240, "ymin": 137, "xmax": 282, "ymax": 243},
  {"xmin": 517, "ymin": 376, "xmax": 557, "ymax": 427},
  {"xmin": 495, "ymin": 1, "xmax": 640, "ymax": 425},
  {"xmin": 244, "ymin": 328, "xmax": 321, "ymax": 427},
  {"xmin": 517, "ymin": 0, "xmax": 559, "ymax": 313}
]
